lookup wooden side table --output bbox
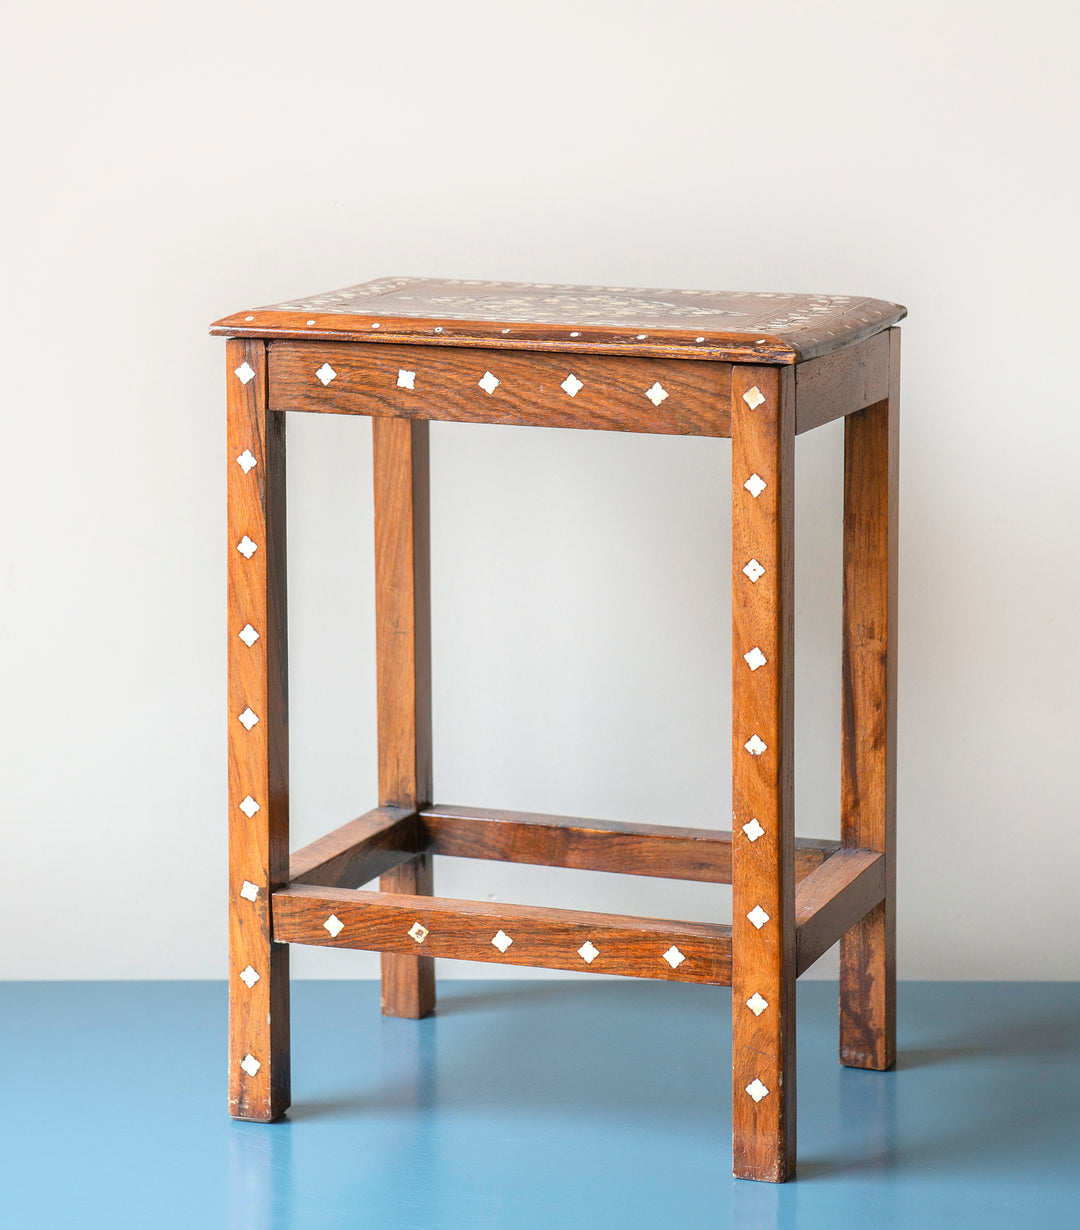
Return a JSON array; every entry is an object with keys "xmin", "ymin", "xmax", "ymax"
[{"xmin": 211, "ymin": 278, "xmax": 903, "ymax": 1182}]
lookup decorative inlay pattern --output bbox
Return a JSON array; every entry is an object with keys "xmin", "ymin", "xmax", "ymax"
[
  {"xmin": 742, "ymin": 558, "xmax": 765, "ymax": 583},
  {"xmin": 662, "ymin": 945, "xmax": 686, "ymax": 969},
  {"xmin": 239, "ymin": 1053, "xmax": 261, "ymax": 1077},
  {"xmin": 742, "ymin": 386, "xmax": 765, "ymax": 410},
  {"xmin": 744, "ymin": 734, "xmax": 768, "ymax": 756},
  {"xmin": 743, "ymin": 473, "xmax": 767, "ymax": 498},
  {"xmin": 323, "ymin": 914, "xmax": 344, "ymax": 938},
  {"xmin": 236, "ymin": 449, "xmax": 257, "ymax": 474},
  {"xmin": 239, "ymin": 795, "xmax": 260, "ymax": 818},
  {"xmin": 234, "ymin": 362, "xmax": 255, "ymax": 385},
  {"xmin": 236, "ymin": 536, "xmax": 258, "ymax": 559},
  {"xmin": 491, "ymin": 930, "xmax": 513, "ymax": 953},
  {"xmin": 315, "ymin": 362, "xmax": 337, "ymax": 386},
  {"xmin": 742, "ymin": 818, "xmax": 765, "ymax": 842},
  {"xmin": 397, "ymin": 369, "xmax": 416, "ymax": 389},
  {"xmin": 238, "ymin": 623, "xmax": 260, "ymax": 647},
  {"xmin": 644, "ymin": 382, "xmax": 669, "ymax": 407},
  {"xmin": 743, "ymin": 647, "xmax": 768, "ymax": 671},
  {"xmin": 477, "ymin": 371, "xmax": 500, "ymax": 394},
  {"xmin": 747, "ymin": 905, "xmax": 770, "ymax": 930},
  {"xmin": 561, "ymin": 373, "xmax": 584, "ymax": 398},
  {"xmin": 746, "ymin": 992, "xmax": 769, "ymax": 1016},
  {"xmin": 239, "ymin": 965, "xmax": 260, "ymax": 988},
  {"xmin": 408, "ymin": 922, "xmax": 429, "ymax": 944},
  {"xmin": 237, "ymin": 707, "xmax": 259, "ymax": 731},
  {"xmin": 577, "ymin": 940, "xmax": 599, "ymax": 964},
  {"xmin": 239, "ymin": 880, "xmax": 260, "ymax": 902},
  {"xmin": 745, "ymin": 1078, "xmax": 770, "ymax": 1102}
]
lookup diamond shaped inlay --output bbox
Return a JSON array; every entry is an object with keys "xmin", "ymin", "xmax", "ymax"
[
  {"xmin": 323, "ymin": 914, "xmax": 344, "ymax": 938},
  {"xmin": 234, "ymin": 362, "xmax": 256, "ymax": 385},
  {"xmin": 239, "ymin": 965, "xmax": 260, "ymax": 989},
  {"xmin": 236, "ymin": 536, "xmax": 258, "ymax": 559},
  {"xmin": 238, "ymin": 795, "xmax": 260, "ymax": 818},
  {"xmin": 744, "ymin": 473, "xmax": 767, "ymax": 498},
  {"xmin": 408, "ymin": 922, "xmax": 429, "ymax": 944},
  {"xmin": 644, "ymin": 382, "xmax": 669, "ymax": 407},
  {"xmin": 744, "ymin": 734, "xmax": 768, "ymax": 756},
  {"xmin": 397, "ymin": 369, "xmax": 416, "ymax": 389},
  {"xmin": 236, "ymin": 449, "xmax": 257, "ymax": 474},
  {"xmin": 745, "ymin": 1078, "xmax": 770, "ymax": 1102},
  {"xmin": 237, "ymin": 707, "xmax": 259, "ymax": 731},
  {"xmin": 239, "ymin": 880, "xmax": 259, "ymax": 902},
  {"xmin": 561, "ymin": 373, "xmax": 584, "ymax": 398},
  {"xmin": 478, "ymin": 371, "xmax": 500, "ymax": 394},
  {"xmin": 743, "ymin": 646, "xmax": 768, "ymax": 671},
  {"xmin": 491, "ymin": 930, "xmax": 513, "ymax": 953},
  {"xmin": 746, "ymin": 992, "xmax": 769, "ymax": 1016},
  {"xmin": 315, "ymin": 363, "xmax": 337, "ymax": 386},
  {"xmin": 238, "ymin": 624, "xmax": 259, "ymax": 647},
  {"xmin": 240, "ymin": 1053, "xmax": 261, "ymax": 1077},
  {"xmin": 747, "ymin": 905, "xmax": 770, "ymax": 930},
  {"xmin": 742, "ymin": 558, "xmax": 765, "ymax": 583},
  {"xmin": 662, "ymin": 945, "xmax": 686, "ymax": 969},
  {"xmin": 742, "ymin": 386, "xmax": 765, "ymax": 410},
  {"xmin": 742, "ymin": 818, "xmax": 765, "ymax": 842},
  {"xmin": 578, "ymin": 940, "xmax": 599, "ymax": 964}
]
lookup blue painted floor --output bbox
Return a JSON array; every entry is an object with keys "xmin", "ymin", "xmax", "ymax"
[{"xmin": 3, "ymin": 980, "xmax": 1077, "ymax": 1228}]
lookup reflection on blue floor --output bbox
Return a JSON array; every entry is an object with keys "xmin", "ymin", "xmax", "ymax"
[{"xmin": 3, "ymin": 980, "xmax": 1078, "ymax": 1228}]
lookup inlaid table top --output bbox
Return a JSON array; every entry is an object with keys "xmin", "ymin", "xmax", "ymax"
[{"xmin": 211, "ymin": 277, "xmax": 905, "ymax": 364}]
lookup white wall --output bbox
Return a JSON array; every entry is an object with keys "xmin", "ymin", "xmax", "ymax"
[{"xmin": 2, "ymin": 0, "xmax": 1077, "ymax": 980}]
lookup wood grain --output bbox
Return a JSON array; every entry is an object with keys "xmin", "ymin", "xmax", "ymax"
[
  {"xmin": 226, "ymin": 338, "xmax": 290, "ymax": 1121},
  {"xmin": 794, "ymin": 331, "xmax": 891, "ymax": 435},
  {"xmin": 272, "ymin": 884, "xmax": 732, "ymax": 985},
  {"xmin": 289, "ymin": 807, "xmax": 419, "ymax": 887},
  {"xmin": 419, "ymin": 804, "xmax": 838, "ymax": 884},
  {"xmin": 374, "ymin": 415, "xmax": 435, "ymax": 1018},
  {"xmin": 839, "ymin": 328, "xmax": 899, "ymax": 1071},
  {"xmin": 794, "ymin": 849, "xmax": 885, "ymax": 976},
  {"xmin": 268, "ymin": 342, "xmax": 733, "ymax": 438},
  {"xmin": 730, "ymin": 364, "xmax": 797, "ymax": 1182}
]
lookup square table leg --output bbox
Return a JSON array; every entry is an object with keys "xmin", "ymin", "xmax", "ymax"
[
  {"xmin": 730, "ymin": 365, "xmax": 797, "ymax": 1181},
  {"xmin": 226, "ymin": 338, "xmax": 291, "ymax": 1119}
]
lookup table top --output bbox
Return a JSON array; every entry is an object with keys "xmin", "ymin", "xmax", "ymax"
[{"xmin": 210, "ymin": 277, "xmax": 905, "ymax": 364}]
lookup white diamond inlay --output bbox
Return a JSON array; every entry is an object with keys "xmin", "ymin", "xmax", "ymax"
[
  {"xmin": 234, "ymin": 362, "xmax": 256, "ymax": 385},
  {"xmin": 491, "ymin": 930, "xmax": 513, "ymax": 953},
  {"xmin": 742, "ymin": 558, "xmax": 765, "ymax": 583},
  {"xmin": 742, "ymin": 386, "xmax": 765, "ymax": 410},
  {"xmin": 662, "ymin": 945, "xmax": 686, "ymax": 969},
  {"xmin": 237, "ymin": 707, "xmax": 259, "ymax": 731},
  {"xmin": 238, "ymin": 795, "xmax": 260, "ymax": 818},
  {"xmin": 744, "ymin": 473, "xmax": 767, "ymax": 498},
  {"xmin": 745, "ymin": 1078, "xmax": 770, "ymax": 1102},
  {"xmin": 645, "ymin": 382, "xmax": 669, "ymax": 407},
  {"xmin": 240, "ymin": 1053, "xmax": 261, "ymax": 1077},
  {"xmin": 323, "ymin": 914, "xmax": 344, "ymax": 938},
  {"xmin": 408, "ymin": 922, "xmax": 429, "ymax": 944},
  {"xmin": 742, "ymin": 818, "xmax": 765, "ymax": 842},
  {"xmin": 747, "ymin": 905, "xmax": 770, "ymax": 930},
  {"xmin": 239, "ymin": 880, "xmax": 259, "ymax": 902},
  {"xmin": 743, "ymin": 646, "xmax": 768, "ymax": 671},
  {"xmin": 478, "ymin": 371, "xmax": 500, "ymax": 394},
  {"xmin": 315, "ymin": 363, "xmax": 337, "ymax": 385},
  {"xmin": 236, "ymin": 449, "xmax": 257, "ymax": 474},
  {"xmin": 561, "ymin": 373, "xmax": 584, "ymax": 398},
  {"xmin": 746, "ymin": 992, "xmax": 769, "ymax": 1016},
  {"xmin": 236, "ymin": 536, "xmax": 258, "ymax": 559},
  {"xmin": 397, "ymin": 369, "xmax": 416, "ymax": 390},
  {"xmin": 578, "ymin": 940, "xmax": 599, "ymax": 964},
  {"xmin": 744, "ymin": 734, "xmax": 768, "ymax": 756},
  {"xmin": 239, "ymin": 965, "xmax": 260, "ymax": 988},
  {"xmin": 238, "ymin": 624, "xmax": 259, "ymax": 647}
]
